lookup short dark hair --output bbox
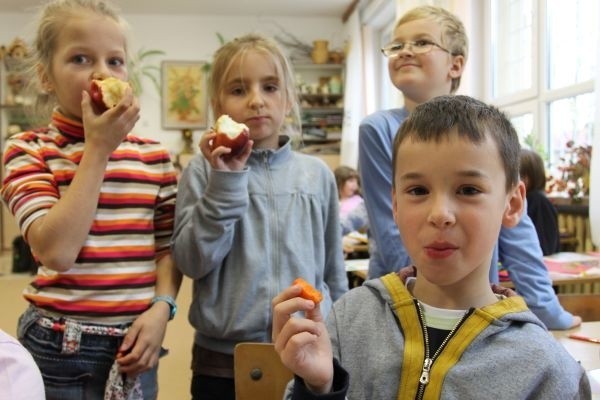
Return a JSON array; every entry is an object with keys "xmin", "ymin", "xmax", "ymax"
[
  {"xmin": 519, "ymin": 148, "xmax": 546, "ymax": 192},
  {"xmin": 392, "ymin": 95, "xmax": 521, "ymax": 192}
]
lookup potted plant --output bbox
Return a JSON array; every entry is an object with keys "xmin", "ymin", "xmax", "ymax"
[{"xmin": 128, "ymin": 47, "xmax": 165, "ymax": 96}]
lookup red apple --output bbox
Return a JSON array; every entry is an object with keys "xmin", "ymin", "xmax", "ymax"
[
  {"xmin": 211, "ymin": 115, "xmax": 250, "ymax": 157},
  {"xmin": 90, "ymin": 77, "xmax": 130, "ymax": 112}
]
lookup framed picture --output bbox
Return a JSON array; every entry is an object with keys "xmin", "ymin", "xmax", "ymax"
[{"xmin": 161, "ymin": 60, "xmax": 208, "ymax": 129}]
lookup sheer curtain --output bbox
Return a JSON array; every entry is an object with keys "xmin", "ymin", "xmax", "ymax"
[
  {"xmin": 590, "ymin": 3, "xmax": 600, "ymax": 248},
  {"xmin": 340, "ymin": 8, "xmax": 365, "ymax": 168}
]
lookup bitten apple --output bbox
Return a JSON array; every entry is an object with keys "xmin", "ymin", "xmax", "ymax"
[
  {"xmin": 211, "ymin": 115, "xmax": 250, "ymax": 157},
  {"xmin": 90, "ymin": 77, "xmax": 130, "ymax": 112}
]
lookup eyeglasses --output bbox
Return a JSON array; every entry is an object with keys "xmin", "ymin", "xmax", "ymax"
[{"xmin": 381, "ymin": 40, "xmax": 453, "ymax": 58}]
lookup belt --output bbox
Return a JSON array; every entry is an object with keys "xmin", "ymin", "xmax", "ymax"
[{"xmin": 37, "ymin": 316, "xmax": 129, "ymax": 337}]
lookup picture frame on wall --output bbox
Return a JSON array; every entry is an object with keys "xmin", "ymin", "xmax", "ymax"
[{"xmin": 161, "ymin": 60, "xmax": 208, "ymax": 129}]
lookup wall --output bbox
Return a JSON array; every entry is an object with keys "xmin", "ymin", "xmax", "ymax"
[{"xmin": 0, "ymin": 12, "xmax": 345, "ymax": 156}]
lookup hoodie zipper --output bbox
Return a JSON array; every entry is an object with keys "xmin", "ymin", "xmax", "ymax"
[
  {"xmin": 414, "ymin": 300, "xmax": 473, "ymax": 400},
  {"xmin": 262, "ymin": 152, "xmax": 280, "ymax": 330}
]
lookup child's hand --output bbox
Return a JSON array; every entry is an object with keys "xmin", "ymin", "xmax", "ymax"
[
  {"xmin": 199, "ymin": 129, "xmax": 253, "ymax": 171},
  {"xmin": 81, "ymin": 88, "xmax": 140, "ymax": 157},
  {"xmin": 115, "ymin": 303, "xmax": 169, "ymax": 376},
  {"xmin": 272, "ymin": 284, "xmax": 334, "ymax": 394}
]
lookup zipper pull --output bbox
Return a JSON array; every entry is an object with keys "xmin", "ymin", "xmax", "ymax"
[{"xmin": 419, "ymin": 358, "xmax": 432, "ymax": 385}]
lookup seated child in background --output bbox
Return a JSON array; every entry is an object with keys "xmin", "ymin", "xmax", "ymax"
[
  {"xmin": 334, "ymin": 166, "xmax": 364, "ymax": 218},
  {"xmin": 334, "ymin": 166, "xmax": 370, "ymax": 255},
  {"xmin": 520, "ymin": 148, "xmax": 561, "ymax": 255},
  {"xmin": 272, "ymin": 96, "xmax": 589, "ymax": 399}
]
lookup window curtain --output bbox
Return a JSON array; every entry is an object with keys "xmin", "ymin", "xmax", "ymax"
[
  {"xmin": 590, "ymin": 4, "xmax": 600, "ymax": 248},
  {"xmin": 340, "ymin": 8, "xmax": 365, "ymax": 168}
]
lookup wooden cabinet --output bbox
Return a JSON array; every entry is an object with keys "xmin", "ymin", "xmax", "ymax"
[{"xmin": 294, "ymin": 63, "xmax": 344, "ymax": 170}]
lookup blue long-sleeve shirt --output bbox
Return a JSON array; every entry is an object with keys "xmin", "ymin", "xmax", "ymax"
[{"xmin": 358, "ymin": 107, "xmax": 574, "ymax": 330}]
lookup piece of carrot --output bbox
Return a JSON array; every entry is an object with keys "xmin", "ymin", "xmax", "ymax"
[{"xmin": 293, "ymin": 277, "xmax": 323, "ymax": 304}]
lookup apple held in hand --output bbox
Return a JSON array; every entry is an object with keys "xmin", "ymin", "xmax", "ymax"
[
  {"xmin": 211, "ymin": 115, "xmax": 250, "ymax": 157},
  {"xmin": 90, "ymin": 77, "xmax": 130, "ymax": 112}
]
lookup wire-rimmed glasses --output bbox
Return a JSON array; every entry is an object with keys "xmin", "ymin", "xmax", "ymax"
[{"xmin": 381, "ymin": 40, "xmax": 452, "ymax": 58}]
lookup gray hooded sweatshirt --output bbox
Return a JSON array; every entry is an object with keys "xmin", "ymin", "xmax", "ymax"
[{"xmin": 287, "ymin": 272, "xmax": 590, "ymax": 399}]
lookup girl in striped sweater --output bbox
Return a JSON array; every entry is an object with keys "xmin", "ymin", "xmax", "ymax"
[{"xmin": 1, "ymin": 1, "xmax": 181, "ymax": 398}]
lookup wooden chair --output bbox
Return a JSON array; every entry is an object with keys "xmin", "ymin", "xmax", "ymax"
[
  {"xmin": 557, "ymin": 293, "xmax": 600, "ymax": 322},
  {"xmin": 234, "ymin": 342, "xmax": 293, "ymax": 400}
]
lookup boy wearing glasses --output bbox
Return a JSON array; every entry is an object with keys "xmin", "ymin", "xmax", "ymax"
[
  {"xmin": 359, "ymin": 5, "xmax": 580, "ymax": 330},
  {"xmin": 272, "ymin": 95, "xmax": 589, "ymax": 399}
]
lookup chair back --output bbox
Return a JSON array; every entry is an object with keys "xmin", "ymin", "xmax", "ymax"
[
  {"xmin": 557, "ymin": 293, "xmax": 600, "ymax": 321},
  {"xmin": 234, "ymin": 342, "xmax": 293, "ymax": 400}
]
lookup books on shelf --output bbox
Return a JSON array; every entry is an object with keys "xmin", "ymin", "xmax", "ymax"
[{"xmin": 543, "ymin": 252, "xmax": 600, "ymax": 275}]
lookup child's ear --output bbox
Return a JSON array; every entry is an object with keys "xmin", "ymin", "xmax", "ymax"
[
  {"xmin": 37, "ymin": 63, "xmax": 53, "ymax": 93},
  {"xmin": 502, "ymin": 181, "xmax": 525, "ymax": 228},
  {"xmin": 448, "ymin": 54, "xmax": 465, "ymax": 79}
]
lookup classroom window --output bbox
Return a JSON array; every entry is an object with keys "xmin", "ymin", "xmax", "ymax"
[
  {"xmin": 548, "ymin": 93, "xmax": 594, "ymax": 160},
  {"xmin": 511, "ymin": 113, "xmax": 534, "ymax": 146},
  {"xmin": 486, "ymin": 0, "xmax": 597, "ymax": 169}
]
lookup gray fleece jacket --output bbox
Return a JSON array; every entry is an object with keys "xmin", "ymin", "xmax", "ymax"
[
  {"xmin": 172, "ymin": 136, "xmax": 348, "ymax": 355},
  {"xmin": 288, "ymin": 272, "xmax": 590, "ymax": 399}
]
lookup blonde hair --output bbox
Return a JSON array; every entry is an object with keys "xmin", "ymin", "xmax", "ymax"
[
  {"xmin": 209, "ymin": 33, "xmax": 300, "ymax": 135},
  {"xmin": 395, "ymin": 5, "xmax": 468, "ymax": 93},
  {"xmin": 25, "ymin": 0, "xmax": 128, "ymax": 122}
]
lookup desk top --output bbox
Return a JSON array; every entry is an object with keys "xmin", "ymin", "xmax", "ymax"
[
  {"xmin": 552, "ymin": 321, "xmax": 600, "ymax": 372},
  {"xmin": 501, "ymin": 274, "xmax": 600, "ymax": 289}
]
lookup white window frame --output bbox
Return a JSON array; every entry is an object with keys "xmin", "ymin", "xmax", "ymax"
[{"xmin": 484, "ymin": 0, "xmax": 596, "ymax": 167}]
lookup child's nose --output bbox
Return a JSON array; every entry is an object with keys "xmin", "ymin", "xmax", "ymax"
[
  {"xmin": 427, "ymin": 198, "xmax": 456, "ymax": 227},
  {"xmin": 91, "ymin": 71, "xmax": 110, "ymax": 81},
  {"xmin": 248, "ymin": 89, "xmax": 265, "ymax": 109},
  {"xmin": 90, "ymin": 64, "xmax": 112, "ymax": 81},
  {"xmin": 396, "ymin": 43, "xmax": 416, "ymax": 58}
]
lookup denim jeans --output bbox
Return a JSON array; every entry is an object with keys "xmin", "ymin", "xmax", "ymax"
[{"xmin": 18, "ymin": 306, "xmax": 159, "ymax": 400}]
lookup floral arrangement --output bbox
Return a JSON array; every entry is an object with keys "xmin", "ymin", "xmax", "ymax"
[{"xmin": 546, "ymin": 141, "xmax": 591, "ymax": 200}]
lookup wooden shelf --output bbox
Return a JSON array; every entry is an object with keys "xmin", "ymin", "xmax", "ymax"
[
  {"xmin": 295, "ymin": 62, "xmax": 344, "ymax": 165},
  {"xmin": 294, "ymin": 63, "xmax": 344, "ymax": 70},
  {"xmin": 300, "ymin": 94, "xmax": 343, "ymax": 101}
]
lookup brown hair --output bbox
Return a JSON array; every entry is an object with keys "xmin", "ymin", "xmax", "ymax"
[
  {"xmin": 209, "ymin": 33, "xmax": 300, "ymax": 134},
  {"xmin": 519, "ymin": 148, "xmax": 547, "ymax": 192},
  {"xmin": 334, "ymin": 166, "xmax": 361, "ymax": 197},
  {"xmin": 25, "ymin": 0, "xmax": 128, "ymax": 122},
  {"xmin": 395, "ymin": 5, "xmax": 468, "ymax": 93},
  {"xmin": 392, "ymin": 95, "xmax": 521, "ymax": 192}
]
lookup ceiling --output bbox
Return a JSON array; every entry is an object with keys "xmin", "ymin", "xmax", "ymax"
[{"xmin": 0, "ymin": 0, "xmax": 355, "ymax": 18}]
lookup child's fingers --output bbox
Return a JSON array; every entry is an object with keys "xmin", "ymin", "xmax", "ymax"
[
  {"xmin": 272, "ymin": 284, "xmax": 303, "ymax": 309},
  {"xmin": 119, "ymin": 324, "xmax": 140, "ymax": 355},
  {"xmin": 199, "ymin": 131, "xmax": 219, "ymax": 157},
  {"xmin": 237, "ymin": 139, "xmax": 254, "ymax": 158},
  {"xmin": 272, "ymin": 288, "xmax": 316, "ymax": 343},
  {"xmin": 275, "ymin": 315, "xmax": 322, "ymax": 352},
  {"xmin": 80, "ymin": 90, "xmax": 95, "ymax": 118}
]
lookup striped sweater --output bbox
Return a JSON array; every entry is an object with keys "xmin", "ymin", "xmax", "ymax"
[{"xmin": 1, "ymin": 111, "xmax": 177, "ymax": 323}]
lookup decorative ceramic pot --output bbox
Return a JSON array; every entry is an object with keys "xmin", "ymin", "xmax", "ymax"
[
  {"xmin": 329, "ymin": 75, "xmax": 342, "ymax": 95},
  {"xmin": 311, "ymin": 40, "xmax": 329, "ymax": 64}
]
